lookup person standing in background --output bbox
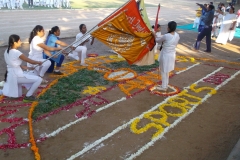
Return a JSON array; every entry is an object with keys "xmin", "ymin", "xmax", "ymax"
[
  {"xmin": 192, "ymin": 3, "xmax": 215, "ymax": 53},
  {"xmin": 193, "ymin": 6, "xmax": 202, "ymax": 29}
]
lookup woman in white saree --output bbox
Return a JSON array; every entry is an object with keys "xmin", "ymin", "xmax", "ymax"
[
  {"xmin": 153, "ymin": 21, "xmax": 180, "ymax": 91},
  {"xmin": 216, "ymin": 6, "xmax": 237, "ymax": 45}
]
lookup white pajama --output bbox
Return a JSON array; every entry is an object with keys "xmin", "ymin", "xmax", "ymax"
[
  {"xmin": 17, "ymin": 76, "xmax": 42, "ymax": 96},
  {"xmin": 68, "ymin": 46, "xmax": 87, "ymax": 64},
  {"xmin": 27, "ymin": 58, "xmax": 51, "ymax": 77},
  {"xmin": 161, "ymin": 71, "xmax": 169, "ymax": 89}
]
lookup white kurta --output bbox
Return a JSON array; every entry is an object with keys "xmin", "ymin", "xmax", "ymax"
[
  {"xmin": 216, "ymin": 13, "xmax": 237, "ymax": 44},
  {"xmin": 28, "ymin": 36, "xmax": 51, "ymax": 77},
  {"xmin": 3, "ymin": 49, "xmax": 38, "ymax": 97},
  {"xmin": 156, "ymin": 32, "xmax": 180, "ymax": 73},
  {"xmin": 69, "ymin": 32, "xmax": 92, "ymax": 62}
]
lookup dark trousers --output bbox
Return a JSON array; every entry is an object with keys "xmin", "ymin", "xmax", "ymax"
[
  {"xmin": 46, "ymin": 54, "xmax": 65, "ymax": 73},
  {"xmin": 28, "ymin": 0, "xmax": 33, "ymax": 6},
  {"xmin": 194, "ymin": 26, "xmax": 212, "ymax": 52}
]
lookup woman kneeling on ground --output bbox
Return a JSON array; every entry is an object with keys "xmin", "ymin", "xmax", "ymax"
[
  {"xmin": 2, "ymin": 34, "xmax": 43, "ymax": 102},
  {"xmin": 68, "ymin": 24, "xmax": 94, "ymax": 66},
  {"xmin": 28, "ymin": 25, "xmax": 62, "ymax": 82},
  {"xmin": 44, "ymin": 26, "xmax": 70, "ymax": 75}
]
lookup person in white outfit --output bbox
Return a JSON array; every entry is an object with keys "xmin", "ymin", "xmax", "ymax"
[
  {"xmin": 212, "ymin": 7, "xmax": 224, "ymax": 37},
  {"xmin": 68, "ymin": 24, "xmax": 94, "ymax": 66},
  {"xmin": 193, "ymin": 7, "xmax": 202, "ymax": 29},
  {"xmin": 10, "ymin": 0, "xmax": 16, "ymax": 9},
  {"xmin": 27, "ymin": 25, "xmax": 62, "ymax": 83},
  {"xmin": 236, "ymin": 9, "xmax": 240, "ymax": 28},
  {"xmin": 46, "ymin": 0, "xmax": 53, "ymax": 8},
  {"xmin": 6, "ymin": 0, "xmax": 12, "ymax": 9},
  {"xmin": 216, "ymin": 6, "xmax": 237, "ymax": 45},
  {"xmin": 2, "ymin": 34, "xmax": 43, "ymax": 102},
  {"xmin": 0, "ymin": 0, "xmax": 3, "ymax": 9},
  {"xmin": 153, "ymin": 21, "xmax": 180, "ymax": 91}
]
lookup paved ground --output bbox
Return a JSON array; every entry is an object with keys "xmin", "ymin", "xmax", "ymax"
[
  {"xmin": 1, "ymin": 0, "xmax": 240, "ymax": 159},
  {"xmin": 0, "ymin": 0, "xmax": 215, "ymax": 46}
]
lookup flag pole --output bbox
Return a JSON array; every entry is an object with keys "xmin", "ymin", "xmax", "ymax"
[
  {"xmin": 154, "ymin": 4, "xmax": 161, "ymax": 32},
  {"xmin": 32, "ymin": 0, "xmax": 132, "ymax": 69}
]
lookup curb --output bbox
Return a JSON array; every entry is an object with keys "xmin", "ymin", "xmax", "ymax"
[{"xmin": 227, "ymin": 138, "xmax": 240, "ymax": 160}]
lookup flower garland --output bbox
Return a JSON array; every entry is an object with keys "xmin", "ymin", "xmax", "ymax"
[
  {"xmin": 149, "ymin": 85, "xmax": 181, "ymax": 97},
  {"xmin": 143, "ymin": 111, "xmax": 170, "ymax": 127},
  {"xmin": 104, "ymin": 68, "xmax": 137, "ymax": 81},
  {"xmin": 0, "ymin": 95, "xmax": 4, "ymax": 102},
  {"xmin": 203, "ymin": 73, "xmax": 230, "ymax": 85},
  {"xmin": 159, "ymin": 103, "xmax": 187, "ymax": 117},
  {"xmin": 130, "ymin": 68, "xmax": 221, "ymax": 140},
  {"xmin": 0, "ymin": 53, "xmax": 238, "ymax": 156},
  {"xmin": 28, "ymin": 101, "xmax": 40, "ymax": 160},
  {"xmin": 82, "ymin": 86, "xmax": 107, "ymax": 95},
  {"xmin": 87, "ymin": 65, "xmax": 111, "ymax": 73},
  {"xmin": 127, "ymin": 72, "xmax": 232, "ymax": 160},
  {"xmin": 108, "ymin": 55, "xmax": 125, "ymax": 61}
]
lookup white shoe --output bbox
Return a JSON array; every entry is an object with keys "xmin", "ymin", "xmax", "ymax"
[
  {"xmin": 80, "ymin": 63, "xmax": 88, "ymax": 66},
  {"xmin": 156, "ymin": 85, "xmax": 167, "ymax": 91},
  {"xmin": 41, "ymin": 79, "xmax": 48, "ymax": 84}
]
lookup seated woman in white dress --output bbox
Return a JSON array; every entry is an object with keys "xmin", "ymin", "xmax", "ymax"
[
  {"xmin": 2, "ymin": 34, "xmax": 43, "ymax": 102},
  {"xmin": 68, "ymin": 24, "xmax": 94, "ymax": 66},
  {"xmin": 153, "ymin": 21, "xmax": 180, "ymax": 91},
  {"xmin": 27, "ymin": 25, "xmax": 62, "ymax": 83}
]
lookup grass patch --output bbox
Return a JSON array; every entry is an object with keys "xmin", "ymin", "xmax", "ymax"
[
  {"xmin": 32, "ymin": 60, "xmax": 159, "ymax": 119},
  {"xmin": 33, "ymin": 69, "xmax": 116, "ymax": 119}
]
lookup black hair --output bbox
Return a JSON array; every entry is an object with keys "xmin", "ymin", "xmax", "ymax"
[
  {"xmin": 7, "ymin": 34, "xmax": 20, "ymax": 53},
  {"xmin": 48, "ymin": 26, "xmax": 59, "ymax": 37},
  {"xmin": 168, "ymin": 21, "xmax": 177, "ymax": 33},
  {"xmin": 208, "ymin": 4, "xmax": 214, "ymax": 10},
  {"xmin": 29, "ymin": 25, "xmax": 44, "ymax": 44},
  {"xmin": 4, "ymin": 70, "xmax": 8, "ymax": 82},
  {"xmin": 210, "ymin": 2, "xmax": 213, "ymax": 5},
  {"xmin": 79, "ymin": 24, "xmax": 85, "ymax": 31},
  {"xmin": 5, "ymin": 34, "xmax": 20, "ymax": 82},
  {"xmin": 230, "ymin": 6, "xmax": 235, "ymax": 13},
  {"xmin": 152, "ymin": 24, "xmax": 161, "ymax": 29}
]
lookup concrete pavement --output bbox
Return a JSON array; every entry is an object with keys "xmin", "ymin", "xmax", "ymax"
[
  {"xmin": 0, "ymin": 0, "xmax": 214, "ymax": 46},
  {"xmin": 0, "ymin": 0, "xmax": 240, "ymax": 159}
]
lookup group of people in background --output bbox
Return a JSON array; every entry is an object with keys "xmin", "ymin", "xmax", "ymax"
[
  {"xmin": 0, "ymin": 0, "xmax": 71, "ymax": 9},
  {"xmin": 192, "ymin": 1, "xmax": 240, "ymax": 53},
  {"xmin": 0, "ymin": 24, "xmax": 94, "ymax": 102}
]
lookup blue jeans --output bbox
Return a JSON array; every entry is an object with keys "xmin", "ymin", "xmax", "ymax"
[
  {"xmin": 46, "ymin": 54, "xmax": 65, "ymax": 73},
  {"xmin": 194, "ymin": 26, "xmax": 212, "ymax": 52}
]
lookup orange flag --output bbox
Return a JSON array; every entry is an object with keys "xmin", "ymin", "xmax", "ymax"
[
  {"xmin": 94, "ymin": 0, "xmax": 155, "ymax": 64},
  {"xmin": 98, "ymin": 0, "xmax": 149, "ymax": 33},
  {"xmin": 91, "ymin": 12, "xmax": 154, "ymax": 64}
]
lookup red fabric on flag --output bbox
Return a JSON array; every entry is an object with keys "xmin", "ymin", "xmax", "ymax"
[{"xmin": 154, "ymin": 4, "xmax": 160, "ymax": 32}]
